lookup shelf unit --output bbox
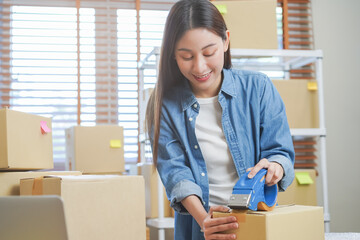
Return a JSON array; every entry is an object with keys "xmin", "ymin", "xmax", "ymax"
[{"xmin": 138, "ymin": 47, "xmax": 330, "ymax": 236}]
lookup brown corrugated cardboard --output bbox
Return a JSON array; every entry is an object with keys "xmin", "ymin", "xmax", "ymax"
[
  {"xmin": 212, "ymin": 0, "xmax": 278, "ymax": 49},
  {"xmin": 272, "ymin": 80, "xmax": 319, "ymax": 128},
  {"xmin": 20, "ymin": 175, "xmax": 146, "ymax": 240},
  {"xmin": 0, "ymin": 171, "xmax": 81, "ymax": 196},
  {"xmin": 0, "ymin": 108, "xmax": 53, "ymax": 170},
  {"xmin": 214, "ymin": 205, "xmax": 324, "ymax": 240},
  {"xmin": 146, "ymin": 227, "xmax": 150, "ymax": 240},
  {"xmin": 137, "ymin": 162, "xmax": 173, "ymax": 218},
  {"xmin": 277, "ymin": 169, "xmax": 317, "ymax": 206},
  {"xmin": 65, "ymin": 125, "xmax": 125, "ymax": 174}
]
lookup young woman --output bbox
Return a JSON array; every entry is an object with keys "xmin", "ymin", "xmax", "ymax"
[{"xmin": 146, "ymin": 0, "xmax": 295, "ymax": 239}]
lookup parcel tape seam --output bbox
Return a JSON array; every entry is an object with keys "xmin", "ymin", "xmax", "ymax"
[{"xmin": 32, "ymin": 176, "xmax": 44, "ymax": 195}]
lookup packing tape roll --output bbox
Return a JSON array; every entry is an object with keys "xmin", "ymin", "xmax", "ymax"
[
  {"xmin": 32, "ymin": 177, "xmax": 44, "ymax": 195},
  {"xmin": 257, "ymin": 201, "xmax": 276, "ymax": 211}
]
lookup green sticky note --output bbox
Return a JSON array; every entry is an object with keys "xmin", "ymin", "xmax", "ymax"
[
  {"xmin": 295, "ymin": 172, "xmax": 314, "ymax": 185},
  {"xmin": 215, "ymin": 5, "xmax": 227, "ymax": 15},
  {"xmin": 110, "ymin": 139, "xmax": 122, "ymax": 148}
]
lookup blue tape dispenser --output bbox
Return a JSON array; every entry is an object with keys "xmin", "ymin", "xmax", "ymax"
[{"xmin": 228, "ymin": 169, "xmax": 278, "ymax": 211}]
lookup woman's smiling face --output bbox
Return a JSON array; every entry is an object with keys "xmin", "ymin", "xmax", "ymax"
[{"xmin": 174, "ymin": 28, "xmax": 229, "ymax": 98}]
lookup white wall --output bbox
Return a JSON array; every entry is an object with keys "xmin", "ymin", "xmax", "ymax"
[{"xmin": 312, "ymin": 0, "xmax": 360, "ymax": 232}]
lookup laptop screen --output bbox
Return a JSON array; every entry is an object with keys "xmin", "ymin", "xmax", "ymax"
[{"xmin": 0, "ymin": 195, "xmax": 68, "ymax": 240}]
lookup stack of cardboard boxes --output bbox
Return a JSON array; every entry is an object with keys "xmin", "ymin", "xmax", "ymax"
[
  {"xmin": 0, "ymin": 108, "xmax": 82, "ymax": 196},
  {"xmin": 0, "ymin": 108, "xmax": 146, "ymax": 240}
]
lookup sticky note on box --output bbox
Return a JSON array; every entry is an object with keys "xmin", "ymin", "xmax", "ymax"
[
  {"xmin": 296, "ymin": 172, "xmax": 314, "ymax": 185},
  {"xmin": 110, "ymin": 140, "xmax": 121, "ymax": 148}
]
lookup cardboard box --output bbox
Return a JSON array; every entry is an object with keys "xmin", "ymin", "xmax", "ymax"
[
  {"xmin": 0, "ymin": 171, "xmax": 81, "ymax": 196},
  {"xmin": 146, "ymin": 227, "xmax": 150, "ymax": 240},
  {"xmin": 272, "ymin": 80, "xmax": 319, "ymax": 128},
  {"xmin": 137, "ymin": 162, "xmax": 173, "ymax": 218},
  {"xmin": 214, "ymin": 205, "xmax": 324, "ymax": 240},
  {"xmin": 21, "ymin": 175, "xmax": 146, "ymax": 240},
  {"xmin": 212, "ymin": 0, "xmax": 278, "ymax": 49},
  {"xmin": 0, "ymin": 108, "xmax": 53, "ymax": 170},
  {"xmin": 277, "ymin": 169, "xmax": 317, "ymax": 206},
  {"xmin": 65, "ymin": 125, "xmax": 125, "ymax": 174}
]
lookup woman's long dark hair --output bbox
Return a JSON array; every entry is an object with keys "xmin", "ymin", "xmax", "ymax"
[{"xmin": 146, "ymin": 0, "xmax": 232, "ymax": 165}]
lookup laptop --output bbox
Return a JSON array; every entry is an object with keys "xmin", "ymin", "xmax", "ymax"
[{"xmin": 0, "ymin": 195, "xmax": 68, "ymax": 240}]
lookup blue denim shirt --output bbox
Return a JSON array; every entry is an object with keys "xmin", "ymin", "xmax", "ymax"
[{"xmin": 153, "ymin": 69, "xmax": 295, "ymax": 240}]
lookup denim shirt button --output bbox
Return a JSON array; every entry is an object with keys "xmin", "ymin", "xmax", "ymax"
[
  {"xmin": 194, "ymin": 145, "xmax": 198, "ymax": 149},
  {"xmin": 193, "ymin": 104, "xmax": 198, "ymax": 108},
  {"xmin": 201, "ymin": 172, "xmax": 205, "ymax": 176},
  {"xmin": 189, "ymin": 117, "xmax": 193, "ymax": 121}
]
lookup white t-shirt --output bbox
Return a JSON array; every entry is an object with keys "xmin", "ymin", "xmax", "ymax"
[{"xmin": 195, "ymin": 96, "xmax": 239, "ymax": 206}]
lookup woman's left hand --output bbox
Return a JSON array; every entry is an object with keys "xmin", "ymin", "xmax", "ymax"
[{"xmin": 246, "ymin": 158, "xmax": 284, "ymax": 186}]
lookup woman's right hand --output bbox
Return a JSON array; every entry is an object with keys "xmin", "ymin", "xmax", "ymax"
[{"xmin": 202, "ymin": 206, "xmax": 238, "ymax": 240}]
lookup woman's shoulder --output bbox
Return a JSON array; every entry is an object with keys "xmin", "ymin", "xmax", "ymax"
[
  {"xmin": 224, "ymin": 68, "xmax": 270, "ymax": 90},
  {"xmin": 226, "ymin": 68, "xmax": 268, "ymax": 81}
]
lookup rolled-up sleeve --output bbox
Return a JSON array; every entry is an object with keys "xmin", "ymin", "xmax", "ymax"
[
  {"xmin": 151, "ymin": 109, "xmax": 204, "ymax": 214},
  {"xmin": 259, "ymin": 77, "xmax": 295, "ymax": 191}
]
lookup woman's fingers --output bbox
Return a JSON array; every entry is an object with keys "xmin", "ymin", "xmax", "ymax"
[
  {"xmin": 203, "ymin": 217, "xmax": 238, "ymax": 239},
  {"xmin": 266, "ymin": 162, "xmax": 284, "ymax": 186},
  {"xmin": 203, "ymin": 206, "xmax": 238, "ymax": 239},
  {"xmin": 206, "ymin": 233, "xmax": 237, "ymax": 240},
  {"xmin": 265, "ymin": 163, "xmax": 275, "ymax": 184},
  {"xmin": 204, "ymin": 215, "xmax": 237, "ymax": 229},
  {"xmin": 247, "ymin": 159, "xmax": 284, "ymax": 186},
  {"xmin": 209, "ymin": 206, "xmax": 231, "ymax": 216},
  {"xmin": 247, "ymin": 158, "xmax": 269, "ymax": 178}
]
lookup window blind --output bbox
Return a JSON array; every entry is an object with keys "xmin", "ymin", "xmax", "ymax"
[
  {"xmin": 0, "ymin": 0, "xmax": 163, "ymax": 169},
  {"xmin": 1, "ymin": 0, "xmax": 313, "ymax": 169}
]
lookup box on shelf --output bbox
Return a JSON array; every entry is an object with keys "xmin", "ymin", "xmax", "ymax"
[
  {"xmin": 0, "ymin": 171, "xmax": 81, "ymax": 196},
  {"xmin": 277, "ymin": 169, "xmax": 317, "ymax": 206},
  {"xmin": 214, "ymin": 205, "xmax": 324, "ymax": 240},
  {"xmin": 65, "ymin": 125, "xmax": 125, "ymax": 174},
  {"xmin": 20, "ymin": 175, "xmax": 146, "ymax": 240},
  {"xmin": 0, "ymin": 108, "xmax": 53, "ymax": 170},
  {"xmin": 212, "ymin": 0, "xmax": 278, "ymax": 49},
  {"xmin": 137, "ymin": 162, "xmax": 174, "ymax": 218},
  {"xmin": 272, "ymin": 80, "xmax": 319, "ymax": 128}
]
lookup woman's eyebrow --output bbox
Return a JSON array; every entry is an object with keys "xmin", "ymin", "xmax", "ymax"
[
  {"xmin": 201, "ymin": 43, "xmax": 216, "ymax": 50},
  {"xmin": 177, "ymin": 43, "xmax": 216, "ymax": 52}
]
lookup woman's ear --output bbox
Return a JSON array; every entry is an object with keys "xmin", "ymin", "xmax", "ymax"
[{"xmin": 224, "ymin": 30, "xmax": 230, "ymax": 52}]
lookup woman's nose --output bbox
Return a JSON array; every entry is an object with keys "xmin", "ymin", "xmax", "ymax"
[{"xmin": 193, "ymin": 56, "xmax": 207, "ymax": 73}]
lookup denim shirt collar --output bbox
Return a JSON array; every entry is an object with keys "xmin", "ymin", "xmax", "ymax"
[{"xmin": 180, "ymin": 69, "xmax": 237, "ymax": 111}]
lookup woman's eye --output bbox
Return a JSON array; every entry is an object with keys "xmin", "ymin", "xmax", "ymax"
[
  {"xmin": 204, "ymin": 51, "xmax": 216, "ymax": 57},
  {"xmin": 182, "ymin": 56, "xmax": 193, "ymax": 61}
]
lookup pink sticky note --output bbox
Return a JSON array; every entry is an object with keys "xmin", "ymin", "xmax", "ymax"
[{"xmin": 40, "ymin": 121, "xmax": 51, "ymax": 134}]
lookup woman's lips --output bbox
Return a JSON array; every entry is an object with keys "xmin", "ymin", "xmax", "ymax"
[{"xmin": 193, "ymin": 71, "xmax": 212, "ymax": 82}]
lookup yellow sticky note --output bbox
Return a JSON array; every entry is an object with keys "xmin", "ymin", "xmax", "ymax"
[
  {"xmin": 307, "ymin": 82, "xmax": 318, "ymax": 91},
  {"xmin": 215, "ymin": 5, "xmax": 227, "ymax": 15},
  {"xmin": 295, "ymin": 172, "xmax": 314, "ymax": 185},
  {"xmin": 110, "ymin": 139, "xmax": 122, "ymax": 148}
]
